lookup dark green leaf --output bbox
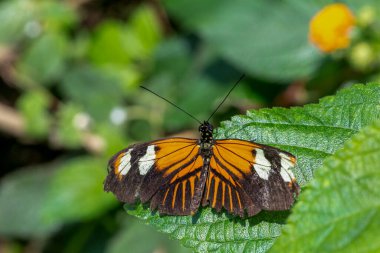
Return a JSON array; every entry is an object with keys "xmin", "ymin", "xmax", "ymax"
[
  {"xmin": 0, "ymin": 0, "xmax": 36, "ymax": 43},
  {"xmin": 42, "ymin": 157, "xmax": 116, "ymax": 224},
  {"xmin": 270, "ymin": 119, "xmax": 380, "ymax": 253},
  {"xmin": 0, "ymin": 157, "xmax": 116, "ymax": 238},
  {"xmin": 106, "ymin": 217, "xmax": 191, "ymax": 253},
  {"xmin": 163, "ymin": 0, "xmax": 322, "ymax": 81},
  {"xmin": 0, "ymin": 167, "xmax": 59, "ymax": 237},
  {"xmin": 148, "ymin": 39, "xmax": 237, "ymax": 130},
  {"xmin": 17, "ymin": 33, "xmax": 68, "ymax": 85},
  {"xmin": 61, "ymin": 65, "xmax": 124, "ymax": 121}
]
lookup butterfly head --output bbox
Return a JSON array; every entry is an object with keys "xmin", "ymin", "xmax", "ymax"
[{"xmin": 199, "ymin": 121, "xmax": 214, "ymax": 144}]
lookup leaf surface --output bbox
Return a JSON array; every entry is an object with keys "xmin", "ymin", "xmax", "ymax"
[
  {"xmin": 270, "ymin": 119, "xmax": 380, "ymax": 253},
  {"xmin": 125, "ymin": 84, "xmax": 380, "ymax": 252},
  {"xmin": 163, "ymin": 0, "xmax": 321, "ymax": 81}
]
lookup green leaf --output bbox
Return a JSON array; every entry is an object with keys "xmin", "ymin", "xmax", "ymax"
[
  {"xmin": 0, "ymin": 167, "xmax": 59, "ymax": 237},
  {"xmin": 126, "ymin": 83, "xmax": 380, "ymax": 252},
  {"xmin": 42, "ymin": 157, "xmax": 116, "ymax": 224},
  {"xmin": 17, "ymin": 90, "xmax": 51, "ymax": 139},
  {"xmin": 128, "ymin": 4, "xmax": 163, "ymax": 59},
  {"xmin": 88, "ymin": 21, "xmax": 132, "ymax": 66},
  {"xmin": 61, "ymin": 65, "xmax": 124, "ymax": 121},
  {"xmin": 0, "ymin": 0, "xmax": 77, "ymax": 43},
  {"xmin": 106, "ymin": 217, "xmax": 191, "ymax": 253},
  {"xmin": 17, "ymin": 33, "xmax": 68, "ymax": 85},
  {"xmin": 270, "ymin": 119, "xmax": 380, "ymax": 253},
  {"xmin": 88, "ymin": 5, "xmax": 161, "ymax": 67},
  {"xmin": 0, "ymin": 157, "xmax": 115, "ymax": 238},
  {"xmin": 163, "ymin": 0, "xmax": 322, "ymax": 81},
  {"xmin": 96, "ymin": 123, "xmax": 129, "ymax": 157},
  {"xmin": 128, "ymin": 205, "xmax": 289, "ymax": 253},
  {"xmin": 55, "ymin": 103, "xmax": 84, "ymax": 148},
  {"xmin": 149, "ymin": 38, "xmax": 239, "ymax": 131},
  {"xmin": 0, "ymin": 0, "xmax": 36, "ymax": 43},
  {"xmin": 217, "ymin": 83, "xmax": 380, "ymax": 185},
  {"xmin": 38, "ymin": 1, "xmax": 78, "ymax": 32}
]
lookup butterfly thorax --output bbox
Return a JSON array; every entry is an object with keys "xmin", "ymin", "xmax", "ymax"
[{"xmin": 198, "ymin": 121, "xmax": 214, "ymax": 159}]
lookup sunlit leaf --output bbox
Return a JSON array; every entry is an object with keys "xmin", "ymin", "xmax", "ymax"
[
  {"xmin": 127, "ymin": 83, "xmax": 380, "ymax": 252},
  {"xmin": 270, "ymin": 119, "xmax": 380, "ymax": 253},
  {"xmin": 17, "ymin": 90, "xmax": 51, "ymax": 139}
]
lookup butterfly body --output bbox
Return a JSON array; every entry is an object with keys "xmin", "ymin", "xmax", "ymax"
[{"xmin": 104, "ymin": 121, "xmax": 300, "ymax": 218}]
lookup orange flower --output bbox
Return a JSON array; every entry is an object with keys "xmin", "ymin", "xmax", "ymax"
[{"xmin": 309, "ymin": 3, "xmax": 355, "ymax": 53}]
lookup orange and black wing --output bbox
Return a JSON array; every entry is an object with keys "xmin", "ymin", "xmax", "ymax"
[
  {"xmin": 104, "ymin": 138, "xmax": 204, "ymax": 215},
  {"xmin": 202, "ymin": 139, "xmax": 299, "ymax": 217}
]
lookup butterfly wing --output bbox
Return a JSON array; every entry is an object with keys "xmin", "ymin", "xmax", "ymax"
[
  {"xmin": 105, "ymin": 137, "xmax": 300, "ymax": 217},
  {"xmin": 104, "ymin": 137, "xmax": 204, "ymax": 215},
  {"xmin": 202, "ymin": 139, "xmax": 299, "ymax": 217}
]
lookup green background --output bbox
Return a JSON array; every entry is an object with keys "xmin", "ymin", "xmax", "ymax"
[{"xmin": 0, "ymin": 0, "xmax": 380, "ymax": 252}]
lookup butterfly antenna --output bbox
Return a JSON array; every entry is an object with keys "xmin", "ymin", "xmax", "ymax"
[
  {"xmin": 207, "ymin": 74, "xmax": 245, "ymax": 122},
  {"xmin": 140, "ymin": 86, "xmax": 202, "ymax": 124}
]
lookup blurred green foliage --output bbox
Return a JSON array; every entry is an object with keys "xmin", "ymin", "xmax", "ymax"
[{"xmin": 0, "ymin": 0, "xmax": 380, "ymax": 253}]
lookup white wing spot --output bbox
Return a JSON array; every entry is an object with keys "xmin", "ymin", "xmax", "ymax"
[
  {"xmin": 138, "ymin": 145, "xmax": 156, "ymax": 175},
  {"xmin": 118, "ymin": 149, "xmax": 132, "ymax": 175},
  {"xmin": 280, "ymin": 168, "xmax": 292, "ymax": 182},
  {"xmin": 279, "ymin": 153, "xmax": 296, "ymax": 182},
  {"xmin": 254, "ymin": 148, "xmax": 271, "ymax": 180}
]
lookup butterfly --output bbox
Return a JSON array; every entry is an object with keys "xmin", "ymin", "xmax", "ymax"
[{"xmin": 104, "ymin": 77, "xmax": 300, "ymax": 217}]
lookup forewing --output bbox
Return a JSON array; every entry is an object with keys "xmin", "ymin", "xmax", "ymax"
[
  {"xmin": 104, "ymin": 138, "xmax": 199, "ymax": 207},
  {"xmin": 209, "ymin": 139, "xmax": 299, "ymax": 216},
  {"xmin": 104, "ymin": 141, "xmax": 151, "ymax": 203}
]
